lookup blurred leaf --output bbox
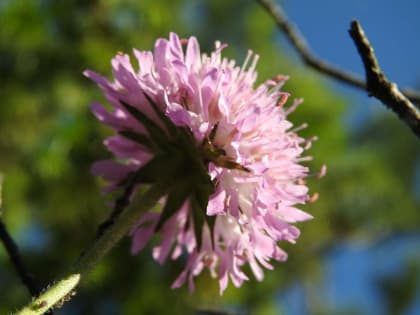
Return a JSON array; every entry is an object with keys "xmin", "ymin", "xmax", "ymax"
[{"xmin": 376, "ymin": 260, "xmax": 420, "ymax": 315}]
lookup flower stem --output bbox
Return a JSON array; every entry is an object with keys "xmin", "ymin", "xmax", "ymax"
[
  {"xmin": 15, "ymin": 274, "xmax": 80, "ymax": 315},
  {"xmin": 71, "ymin": 182, "xmax": 169, "ymax": 275},
  {"xmin": 14, "ymin": 182, "xmax": 169, "ymax": 314}
]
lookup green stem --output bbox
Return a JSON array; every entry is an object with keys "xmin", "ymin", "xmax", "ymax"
[
  {"xmin": 15, "ymin": 274, "xmax": 80, "ymax": 315},
  {"xmin": 14, "ymin": 182, "xmax": 169, "ymax": 315},
  {"xmin": 71, "ymin": 182, "xmax": 168, "ymax": 275}
]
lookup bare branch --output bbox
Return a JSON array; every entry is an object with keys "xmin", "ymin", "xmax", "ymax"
[
  {"xmin": 256, "ymin": 0, "xmax": 420, "ymax": 104},
  {"xmin": 0, "ymin": 176, "xmax": 54, "ymax": 314},
  {"xmin": 0, "ymin": 220, "xmax": 41, "ymax": 296},
  {"xmin": 349, "ymin": 20, "xmax": 420, "ymax": 138},
  {"xmin": 0, "ymin": 175, "xmax": 42, "ymax": 297}
]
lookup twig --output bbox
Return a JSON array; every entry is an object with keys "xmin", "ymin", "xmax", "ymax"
[
  {"xmin": 0, "ymin": 220, "xmax": 41, "ymax": 296},
  {"xmin": 256, "ymin": 0, "xmax": 420, "ymax": 104},
  {"xmin": 1, "ymin": 177, "xmax": 54, "ymax": 314},
  {"xmin": 0, "ymin": 176, "xmax": 42, "ymax": 297},
  {"xmin": 349, "ymin": 20, "xmax": 420, "ymax": 138}
]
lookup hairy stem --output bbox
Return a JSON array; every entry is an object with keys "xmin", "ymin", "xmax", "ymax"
[
  {"xmin": 71, "ymin": 182, "xmax": 168, "ymax": 275},
  {"xmin": 15, "ymin": 274, "xmax": 80, "ymax": 315},
  {"xmin": 14, "ymin": 182, "xmax": 169, "ymax": 314}
]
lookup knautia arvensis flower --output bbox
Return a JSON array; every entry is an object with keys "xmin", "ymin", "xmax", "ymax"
[{"xmin": 85, "ymin": 33, "xmax": 325, "ymax": 295}]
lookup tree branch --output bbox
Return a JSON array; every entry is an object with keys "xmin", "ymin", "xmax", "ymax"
[
  {"xmin": 0, "ymin": 220, "xmax": 41, "ymax": 296},
  {"xmin": 0, "ymin": 175, "xmax": 42, "ymax": 297},
  {"xmin": 256, "ymin": 0, "xmax": 420, "ymax": 105},
  {"xmin": 349, "ymin": 20, "xmax": 420, "ymax": 138}
]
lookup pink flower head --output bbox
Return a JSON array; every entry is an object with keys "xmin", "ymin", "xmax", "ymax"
[{"xmin": 86, "ymin": 33, "xmax": 323, "ymax": 295}]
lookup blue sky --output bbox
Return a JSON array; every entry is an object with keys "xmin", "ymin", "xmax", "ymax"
[
  {"xmin": 281, "ymin": 0, "xmax": 420, "ymax": 127},
  {"xmin": 278, "ymin": 1, "xmax": 420, "ymax": 314},
  {"xmin": 284, "ymin": 0, "xmax": 420, "ymax": 89},
  {"xmin": 279, "ymin": 236, "xmax": 420, "ymax": 315}
]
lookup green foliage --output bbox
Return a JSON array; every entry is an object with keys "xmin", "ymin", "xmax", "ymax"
[
  {"xmin": 1, "ymin": 0, "xmax": 419, "ymax": 314},
  {"xmin": 377, "ymin": 259, "xmax": 420, "ymax": 315}
]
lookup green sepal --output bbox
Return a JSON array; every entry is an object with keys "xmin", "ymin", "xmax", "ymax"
[
  {"xmin": 206, "ymin": 214, "xmax": 216, "ymax": 250},
  {"xmin": 155, "ymin": 179, "xmax": 192, "ymax": 232},
  {"xmin": 131, "ymin": 154, "xmax": 179, "ymax": 185},
  {"xmin": 143, "ymin": 92, "xmax": 178, "ymax": 135},
  {"xmin": 114, "ymin": 171, "xmax": 135, "ymax": 190},
  {"xmin": 190, "ymin": 177, "xmax": 214, "ymax": 251},
  {"xmin": 194, "ymin": 175, "xmax": 214, "ymax": 208},
  {"xmin": 119, "ymin": 97, "xmax": 220, "ymax": 252},
  {"xmin": 120, "ymin": 100, "xmax": 171, "ymax": 151},
  {"xmin": 0, "ymin": 173, "xmax": 3, "ymax": 210},
  {"xmin": 190, "ymin": 195, "xmax": 205, "ymax": 251},
  {"xmin": 118, "ymin": 130, "xmax": 155, "ymax": 150}
]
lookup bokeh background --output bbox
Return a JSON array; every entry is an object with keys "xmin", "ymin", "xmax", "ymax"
[{"xmin": 1, "ymin": 0, "xmax": 420, "ymax": 314}]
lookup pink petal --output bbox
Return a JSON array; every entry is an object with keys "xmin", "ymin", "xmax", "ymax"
[{"xmin": 207, "ymin": 186, "xmax": 226, "ymax": 216}]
